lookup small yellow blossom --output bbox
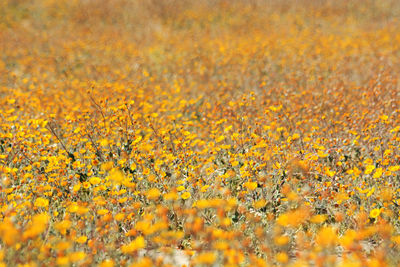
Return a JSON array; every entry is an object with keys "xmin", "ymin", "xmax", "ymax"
[
  {"xmin": 146, "ymin": 188, "xmax": 161, "ymax": 200},
  {"xmin": 181, "ymin": 192, "xmax": 191, "ymax": 200},
  {"xmin": 177, "ymin": 185, "xmax": 185, "ymax": 192},
  {"xmin": 34, "ymin": 197, "xmax": 49, "ymax": 208},
  {"xmin": 69, "ymin": 251, "xmax": 86, "ymax": 262},
  {"xmin": 121, "ymin": 236, "xmax": 146, "ymax": 254},
  {"xmin": 193, "ymin": 252, "xmax": 217, "ymax": 265},
  {"xmin": 89, "ymin": 176, "xmax": 101, "ymax": 185},
  {"xmin": 75, "ymin": 235, "xmax": 88, "ymax": 244},
  {"xmin": 369, "ymin": 208, "xmax": 381, "ymax": 219}
]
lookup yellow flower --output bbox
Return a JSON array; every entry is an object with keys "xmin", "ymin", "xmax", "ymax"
[
  {"xmin": 310, "ymin": 214, "xmax": 327, "ymax": 224},
  {"xmin": 34, "ymin": 197, "xmax": 49, "ymax": 208},
  {"xmin": 365, "ymin": 164, "xmax": 375, "ymax": 174},
  {"xmin": 373, "ymin": 168, "xmax": 383, "ymax": 179},
  {"xmin": 115, "ymin": 213, "xmax": 125, "ymax": 221},
  {"xmin": 130, "ymin": 162, "xmax": 137, "ymax": 170},
  {"xmin": 22, "ymin": 213, "xmax": 49, "ymax": 240},
  {"xmin": 97, "ymin": 209, "xmax": 109, "ymax": 215},
  {"xmin": 67, "ymin": 203, "xmax": 79, "ymax": 213},
  {"xmin": 108, "ymin": 168, "xmax": 125, "ymax": 184},
  {"xmin": 101, "ymin": 161, "xmax": 114, "ymax": 171},
  {"xmin": 244, "ymin": 181, "xmax": 258, "ymax": 191},
  {"xmin": 177, "ymin": 186, "xmax": 185, "ymax": 192},
  {"xmin": 0, "ymin": 219, "xmax": 19, "ymax": 245},
  {"xmin": 56, "ymin": 241, "xmax": 71, "ymax": 251},
  {"xmin": 99, "ymin": 139, "xmax": 109, "ymax": 147},
  {"xmin": 99, "ymin": 259, "xmax": 115, "ymax": 267},
  {"xmin": 73, "ymin": 183, "xmax": 81, "ymax": 192},
  {"xmin": 275, "ymin": 252, "xmax": 289, "ymax": 263},
  {"xmin": 146, "ymin": 188, "xmax": 161, "ymax": 200},
  {"xmin": 131, "ymin": 257, "xmax": 152, "ymax": 267},
  {"xmin": 392, "ymin": 235, "xmax": 400, "ymax": 245},
  {"xmin": 277, "ymin": 214, "xmax": 290, "ymax": 226},
  {"xmin": 340, "ymin": 229, "xmax": 357, "ymax": 249},
  {"xmin": 274, "ymin": 235, "xmax": 289, "ymax": 246},
  {"xmin": 366, "ymin": 187, "xmax": 375, "ymax": 197},
  {"xmin": 216, "ymin": 135, "xmax": 225, "ymax": 142},
  {"xmin": 54, "ymin": 220, "xmax": 72, "ymax": 235},
  {"xmin": 75, "ymin": 235, "xmax": 87, "ymax": 244},
  {"xmin": 315, "ymin": 227, "xmax": 337, "ymax": 247},
  {"xmin": 163, "ymin": 191, "xmax": 178, "ymax": 201},
  {"xmin": 369, "ymin": 208, "xmax": 381, "ymax": 219},
  {"xmin": 69, "ymin": 251, "xmax": 86, "ymax": 262},
  {"xmin": 82, "ymin": 182, "xmax": 91, "ymax": 189},
  {"xmin": 56, "ymin": 256, "xmax": 69, "ymax": 266},
  {"xmin": 253, "ymin": 199, "xmax": 267, "ymax": 209},
  {"xmin": 388, "ymin": 165, "xmax": 400, "ymax": 172},
  {"xmin": 193, "ymin": 252, "xmax": 217, "ymax": 265},
  {"xmin": 181, "ymin": 192, "xmax": 191, "ymax": 200},
  {"xmin": 121, "ymin": 236, "xmax": 146, "ymax": 254},
  {"xmin": 118, "ymin": 197, "xmax": 128, "ymax": 203},
  {"xmin": 200, "ymin": 185, "xmax": 210, "ymax": 193},
  {"xmin": 325, "ymin": 167, "xmax": 336, "ymax": 177},
  {"xmin": 89, "ymin": 176, "xmax": 101, "ymax": 185},
  {"xmin": 318, "ymin": 150, "xmax": 328, "ymax": 158}
]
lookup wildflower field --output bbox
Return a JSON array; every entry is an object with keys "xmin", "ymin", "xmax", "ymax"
[{"xmin": 1, "ymin": 0, "xmax": 400, "ymax": 266}]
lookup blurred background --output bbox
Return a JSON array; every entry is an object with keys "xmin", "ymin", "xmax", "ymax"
[{"xmin": 1, "ymin": 0, "xmax": 399, "ymax": 107}]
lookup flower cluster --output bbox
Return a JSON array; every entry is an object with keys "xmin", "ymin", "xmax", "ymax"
[{"xmin": 0, "ymin": 0, "xmax": 399, "ymax": 266}]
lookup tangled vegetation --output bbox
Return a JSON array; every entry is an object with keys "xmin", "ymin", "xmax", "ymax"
[{"xmin": 0, "ymin": 0, "xmax": 400, "ymax": 266}]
